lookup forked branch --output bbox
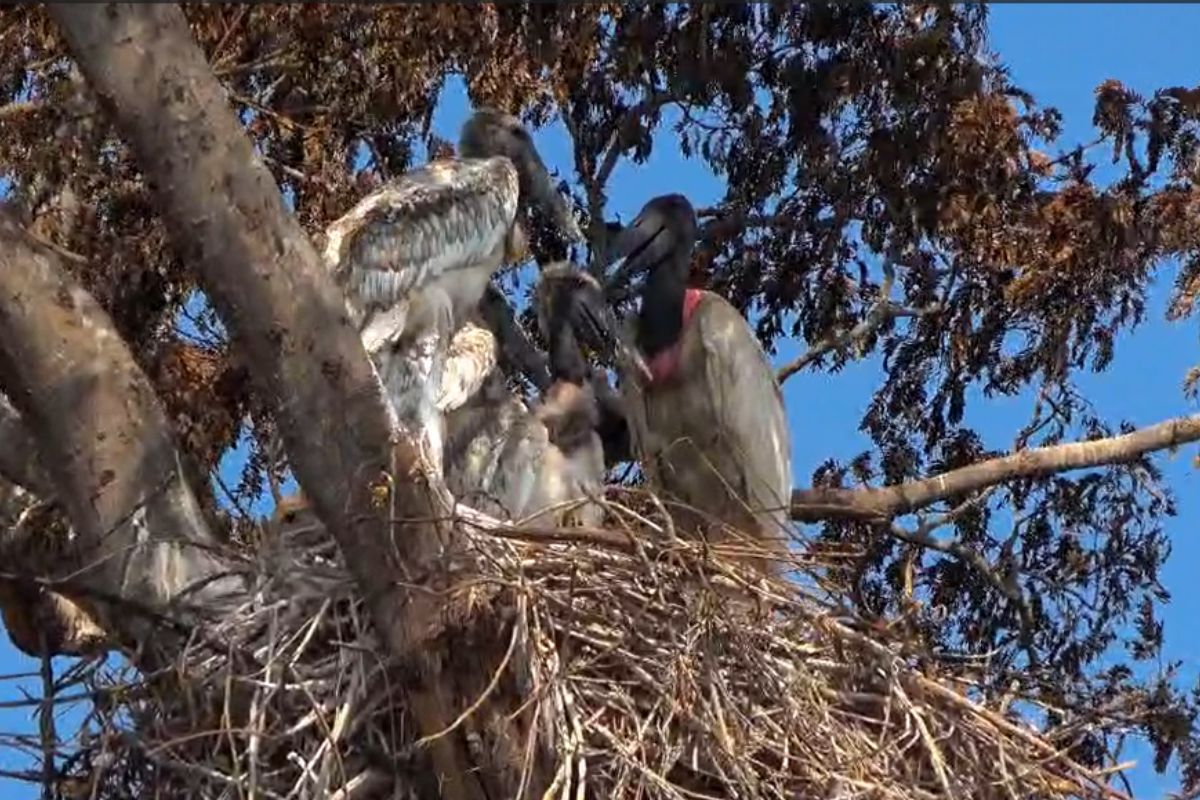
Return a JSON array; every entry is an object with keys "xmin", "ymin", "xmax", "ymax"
[
  {"xmin": 48, "ymin": 5, "xmax": 490, "ymax": 797},
  {"xmin": 0, "ymin": 205, "xmax": 244, "ymax": 652}
]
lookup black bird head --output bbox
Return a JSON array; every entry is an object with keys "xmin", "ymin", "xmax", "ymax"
[
  {"xmin": 606, "ymin": 193, "xmax": 698, "ymax": 289},
  {"xmin": 535, "ymin": 263, "xmax": 649, "ymax": 383},
  {"xmin": 534, "ymin": 263, "xmax": 638, "ymax": 457},
  {"xmin": 460, "ymin": 109, "xmax": 585, "ymax": 247}
]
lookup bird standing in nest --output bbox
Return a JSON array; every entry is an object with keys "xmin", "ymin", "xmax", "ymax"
[
  {"xmin": 608, "ymin": 194, "xmax": 794, "ymax": 576},
  {"xmin": 322, "ymin": 109, "xmax": 584, "ymax": 477},
  {"xmin": 444, "ymin": 264, "xmax": 630, "ymax": 528}
]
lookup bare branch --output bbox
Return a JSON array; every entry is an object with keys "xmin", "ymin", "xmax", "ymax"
[
  {"xmin": 792, "ymin": 414, "xmax": 1200, "ymax": 522},
  {"xmin": 48, "ymin": 5, "xmax": 487, "ymax": 795},
  {"xmin": 0, "ymin": 395, "xmax": 52, "ymax": 498},
  {"xmin": 564, "ymin": 90, "xmax": 679, "ymax": 273},
  {"xmin": 37, "ymin": 635, "xmax": 55, "ymax": 800},
  {"xmin": 48, "ymin": 1, "xmax": 437, "ymax": 627},
  {"xmin": 886, "ymin": 487, "xmax": 1031, "ymax": 626}
]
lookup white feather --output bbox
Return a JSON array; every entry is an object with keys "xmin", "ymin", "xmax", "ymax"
[{"xmin": 322, "ymin": 156, "xmax": 523, "ymax": 474}]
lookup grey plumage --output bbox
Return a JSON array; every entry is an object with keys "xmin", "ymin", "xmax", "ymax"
[
  {"xmin": 444, "ymin": 264, "xmax": 616, "ymax": 527},
  {"xmin": 324, "ymin": 158, "xmax": 521, "ymax": 351},
  {"xmin": 322, "ymin": 109, "xmax": 584, "ymax": 475},
  {"xmin": 610, "ymin": 194, "xmax": 794, "ymax": 574}
]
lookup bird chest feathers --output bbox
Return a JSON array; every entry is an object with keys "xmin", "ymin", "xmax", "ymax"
[{"xmin": 628, "ymin": 301, "xmax": 762, "ymax": 528}]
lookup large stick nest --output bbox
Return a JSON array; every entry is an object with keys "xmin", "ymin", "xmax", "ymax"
[{"xmin": 50, "ymin": 489, "xmax": 1128, "ymax": 799}]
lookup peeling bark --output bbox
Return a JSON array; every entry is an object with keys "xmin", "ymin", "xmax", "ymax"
[
  {"xmin": 0, "ymin": 207, "xmax": 245, "ymax": 650},
  {"xmin": 48, "ymin": 5, "xmax": 487, "ymax": 796},
  {"xmin": 791, "ymin": 414, "xmax": 1200, "ymax": 522}
]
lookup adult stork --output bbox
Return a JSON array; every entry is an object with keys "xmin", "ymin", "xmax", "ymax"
[
  {"xmin": 443, "ymin": 264, "xmax": 627, "ymax": 527},
  {"xmin": 322, "ymin": 109, "xmax": 584, "ymax": 476},
  {"xmin": 609, "ymin": 194, "xmax": 794, "ymax": 575}
]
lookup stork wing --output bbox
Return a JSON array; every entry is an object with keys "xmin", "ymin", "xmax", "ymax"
[
  {"xmin": 324, "ymin": 158, "xmax": 520, "ymax": 345},
  {"xmin": 694, "ymin": 293, "xmax": 794, "ymax": 538}
]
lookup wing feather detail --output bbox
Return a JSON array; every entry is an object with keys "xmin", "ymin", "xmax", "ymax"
[{"xmin": 324, "ymin": 157, "xmax": 520, "ymax": 315}]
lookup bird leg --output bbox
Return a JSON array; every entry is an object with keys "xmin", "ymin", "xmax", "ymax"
[
  {"xmin": 410, "ymin": 327, "xmax": 447, "ymax": 480},
  {"xmin": 369, "ymin": 330, "xmax": 442, "ymax": 479},
  {"xmin": 416, "ymin": 291, "xmax": 460, "ymax": 479}
]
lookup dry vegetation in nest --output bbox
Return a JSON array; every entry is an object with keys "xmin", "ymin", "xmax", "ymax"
[{"xmin": 43, "ymin": 489, "xmax": 1130, "ymax": 800}]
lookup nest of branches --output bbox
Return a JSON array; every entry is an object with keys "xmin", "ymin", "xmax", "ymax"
[{"xmin": 47, "ymin": 489, "xmax": 1129, "ymax": 800}]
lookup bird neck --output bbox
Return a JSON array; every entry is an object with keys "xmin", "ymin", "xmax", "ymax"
[
  {"xmin": 637, "ymin": 265, "xmax": 689, "ymax": 358},
  {"xmin": 547, "ymin": 324, "xmax": 589, "ymax": 386},
  {"xmin": 590, "ymin": 372, "xmax": 631, "ymax": 466}
]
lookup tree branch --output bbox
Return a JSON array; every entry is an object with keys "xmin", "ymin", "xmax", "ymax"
[
  {"xmin": 792, "ymin": 414, "xmax": 1200, "ymax": 522},
  {"xmin": 776, "ymin": 262, "xmax": 942, "ymax": 384},
  {"xmin": 563, "ymin": 90, "xmax": 679, "ymax": 274},
  {"xmin": 0, "ymin": 205, "xmax": 244, "ymax": 652},
  {"xmin": 886, "ymin": 486, "xmax": 1032, "ymax": 626},
  {"xmin": 48, "ymin": 5, "xmax": 487, "ymax": 796}
]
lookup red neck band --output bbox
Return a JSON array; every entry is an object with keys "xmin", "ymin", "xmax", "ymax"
[{"xmin": 646, "ymin": 289, "xmax": 704, "ymax": 385}]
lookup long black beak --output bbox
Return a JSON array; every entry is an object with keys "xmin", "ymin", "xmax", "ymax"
[
  {"xmin": 574, "ymin": 301, "xmax": 652, "ymax": 383},
  {"xmin": 564, "ymin": 280, "xmax": 627, "ymax": 364},
  {"xmin": 605, "ymin": 212, "xmax": 671, "ymax": 297},
  {"xmin": 543, "ymin": 270, "xmax": 651, "ymax": 382},
  {"xmin": 524, "ymin": 156, "xmax": 586, "ymax": 246}
]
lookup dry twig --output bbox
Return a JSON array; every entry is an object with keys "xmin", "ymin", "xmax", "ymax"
[{"xmin": 18, "ymin": 487, "xmax": 1136, "ymax": 800}]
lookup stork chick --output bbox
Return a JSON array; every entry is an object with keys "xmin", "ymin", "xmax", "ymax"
[
  {"xmin": 444, "ymin": 265, "xmax": 625, "ymax": 527},
  {"xmin": 322, "ymin": 109, "xmax": 584, "ymax": 476}
]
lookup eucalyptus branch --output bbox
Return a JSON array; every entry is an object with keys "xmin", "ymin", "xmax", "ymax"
[
  {"xmin": 792, "ymin": 413, "xmax": 1200, "ymax": 522},
  {"xmin": 777, "ymin": 262, "xmax": 942, "ymax": 384},
  {"xmin": 886, "ymin": 487, "xmax": 1032, "ymax": 627},
  {"xmin": 562, "ymin": 89, "xmax": 679, "ymax": 273},
  {"xmin": 0, "ymin": 396, "xmax": 52, "ymax": 499}
]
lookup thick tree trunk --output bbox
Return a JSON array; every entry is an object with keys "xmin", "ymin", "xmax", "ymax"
[
  {"xmin": 0, "ymin": 207, "xmax": 244, "ymax": 651},
  {"xmin": 48, "ymin": 5, "xmax": 487, "ymax": 796},
  {"xmin": 0, "ymin": 394, "xmax": 52, "ymax": 498}
]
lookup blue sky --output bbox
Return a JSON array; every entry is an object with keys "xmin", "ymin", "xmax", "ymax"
[{"xmin": 2, "ymin": 5, "xmax": 1199, "ymax": 797}]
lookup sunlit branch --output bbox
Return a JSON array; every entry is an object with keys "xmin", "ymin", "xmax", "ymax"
[{"xmin": 792, "ymin": 413, "xmax": 1200, "ymax": 522}]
